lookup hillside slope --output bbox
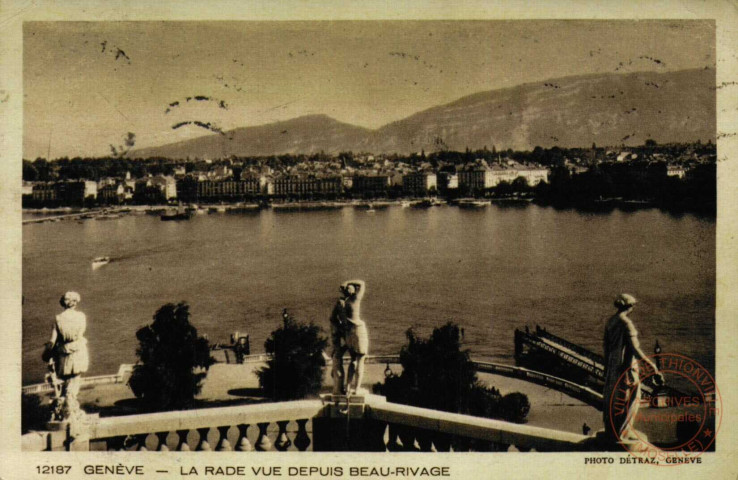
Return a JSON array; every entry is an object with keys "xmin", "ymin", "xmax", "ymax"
[{"xmin": 132, "ymin": 68, "xmax": 715, "ymax": 158}]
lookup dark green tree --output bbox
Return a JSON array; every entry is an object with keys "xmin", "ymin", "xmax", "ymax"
[
  {"xmin": 375, "ymin": 322, "xmax": 530, "ymax": 424},
  {"xmin": 381, "ymin": 323, "xmax": 477, "ymax": 413},
  {"xmin": 257, "ymin": 313, "xmax": 328, "ymax": 400},
  {"xmin": 511, "ymin": 176, "xmax": 529, "ymax": 193},
  {"xmin": 128, "ymin": 303, "xmax": 214, "ymax": 411},
  {"xmin": 22, "ymin": 161, "xmax": 38, "ymax": 181},
  {"xmin": 499, "ymin": 392, "xmax": 531, "ymax": 423}
]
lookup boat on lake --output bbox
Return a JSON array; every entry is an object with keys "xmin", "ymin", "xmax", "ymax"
[
  {"xmin": 412, "ymin": 198, "xmax": 445, "ymax": 208},
  {"xmin": 161, "ymin": 207, "xmax": 193, "ymax": 221},
  {"xmin": 91, "ymin": 256, "xmax": 111, "ymax": 269},
  {"xmin": 457, "ymin": 199, "xmax": 491, "ymax": 208}
]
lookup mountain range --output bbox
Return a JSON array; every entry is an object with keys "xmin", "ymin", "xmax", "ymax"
[{"xmin": 132, "ymin": 68, "xmax": 715, "ymax": 158}]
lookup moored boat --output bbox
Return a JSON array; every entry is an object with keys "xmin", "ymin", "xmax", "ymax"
[
  {"xmin": 412, "ymin": 198, "xmax": 445, "ymax": 208},
  {"xmin": 161, "ymin": 207, "xmax": 193, "ymax": 221},
  {"xmin": 91, "ymin": 256, "xmax": 111, "ymax": 269},
  {"xmin": 457, "ymin": 199, "xmax": 491, "ymax": 208}
]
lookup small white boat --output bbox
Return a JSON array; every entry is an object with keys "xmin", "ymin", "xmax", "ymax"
[
  {"xmin": 458, "ymin": 199, "xmax": 491, "ymax": 208},
  {"xmin": 400, "ymin": 200, "xmax": 412, "ymax": 208},
  {"xmin": 91, "ymin": 256, "xmax": 111, "ymax": 269}
]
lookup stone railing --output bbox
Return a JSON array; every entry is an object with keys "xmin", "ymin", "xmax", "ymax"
[
  {"xmin": 22, "ymin": 364, "xmax": 134, "ymax": 395},
  {"xmin": 473, "ymin": 361, "xmax": 603, "ymax": 409},
  {"xmin": 24, "ymin": 395, "xmax": 592, "ymax": 452},
  {"xmin": 364, "ymin": 400, "xmax": 589, "ymax": 452},
  {"xmin": 89, "ymin": 400, "xmax": 324, "ymax": 452}
]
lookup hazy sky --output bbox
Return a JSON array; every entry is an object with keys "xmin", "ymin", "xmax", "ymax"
[{"xmin": 24, "ymin": 20, "xmax": 714, "ymax": 158}]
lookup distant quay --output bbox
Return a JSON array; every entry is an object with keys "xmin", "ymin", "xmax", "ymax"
[{"xmin": 22, "ymin": 200, "xmax": 430, "ymax": 224}]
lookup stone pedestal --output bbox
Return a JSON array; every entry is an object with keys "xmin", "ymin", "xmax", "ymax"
[
  {"xmin": 313, "ymin": 394, "xmax": 386, "ymax": 451},
  {"xmin": 45, "ymin": 413, "xmax": 99, "ymax": 451}
]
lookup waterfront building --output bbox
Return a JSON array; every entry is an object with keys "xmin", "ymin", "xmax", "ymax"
[
  {"xmin": 150, "ymin": 175, "xmax": 178, "ymax": 200},
  {"xmin": 98, "ymin": 183, "xmax": 125, "ymax": 204},
  {"xmin": 402, "ymin": 171, "xmax": 438, "ymax": 196},
  {"xmin": 341, "ymin": 175, "xmax": 354, "ymax": 190},
  {"xmin": 458, "ymin": 160, "xmax": 548, "ymax": 190},
  {"xmin": 197, "ymin": 178, "xmax": 263, "ymax": 200},
  {"xmin": 55, "ymin": 180, "xmax": 97, "ymax": 205},
  {"xmin": 457, "ymin": 160, "xmax": 495, "ymax": 190},
  {"xmin": 389, "ymin": 172, "xmax": 405, "ymax": 187},
  {"xmin": 437, "ymin": 172, "xmax": 459, "ymax": 190},
  {"xmin": 273, "ymin": 174, "xmax": 342, "ymax": 197},
  {"xmin": 208, "ymin": 165, "xmax": 233, "ymax": 180},
  {"xmin": 22, "ymin": 182, "xmax": 35, "ymax": 197},
  {"xmin": 97, "ymin": 177, "xmax": 118, "ymax": 187},
  {"xmin": 489, "ymin": 163, "xmax": 549, "ymax": 186},
  {"xmin": 351, "ymin": 174, "xmax": 391, "ymax": 196},
  {"xmin": 31, "ymin": 182, "xmax": 57, "ymax": 203},
  {"xmin": 666, "ymin": 165, "xmax": 686, "ymax": 179}
]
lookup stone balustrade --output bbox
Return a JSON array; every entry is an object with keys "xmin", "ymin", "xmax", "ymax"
[
  {"xmin": 88, "ymin": 400, "xmax": 324, "ymax": 451},
  {"xmin": 24, "ymin": 395, "xmax": 592, "ymax": 452},
  {"xmin": 365, "ymin": 400, "xmax": 589, "ymax": 452}
]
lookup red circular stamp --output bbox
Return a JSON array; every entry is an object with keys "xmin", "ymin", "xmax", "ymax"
[{"xmin": 607, "ymin": 353, "xmax": 721, "ymax": 465}]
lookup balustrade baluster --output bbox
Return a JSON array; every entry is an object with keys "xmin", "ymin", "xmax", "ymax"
[
  {"xmin": 451, "ymin": 435, "xmax": 471, "ymax": 452},
  {"xmin": 363, "ymin": 418, "xmax": 389, "ymax": 452},
  {"xmin": 216, "ymin": 426, "xmax": 232, "ymax": 451},
  {"xmin": 385, "ymin": 424, "xmax": 402, "ymax": 451},
  {"xmin": 492, "ymin": 442, "xmax": 511, "ymax": 452},
  {"xmin": 274, "ymin": 421, "xmax": 292, "ymax": 451},
  {"xmin": 235, "ymin": 424, "xmax": 253, "ymax": 452},
  {"xmin": 432, "ymin": 432, "xmax": 451, "ymax": 452},
  {"xmin": 155, "ymin": 432, "xmax": 170, "ymax": 451},
  {"xmin": 134, "ymin": 433, "xmax": 149, "ymax": 451},
  {"xmin": 416, "ymin": 430, "xmax": 433, "ymax": 452},
  {"xmin": 196, "ymin": 427, "xmax": 212, "ymax": 451},
  {"xmin": 176, "ymin": 429, "xmax": 191, "ymax": 451},
  {"xmin": 255, "ymin": 422, "xmax": 272, "ymax": 451},
  {"xmin": 106, "ymin": 436, "xmax": 126, "ymax": 451},
  {"xmin": 397, "ymin": 426, "xmax": 419, "ymax": 452},
  {"xmin": 293, "ymin": 419, "xmax": 311, "ymax": 452}
]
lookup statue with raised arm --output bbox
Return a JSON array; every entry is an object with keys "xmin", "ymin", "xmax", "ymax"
[
  {"xmin": 330, "ymin": 280, "xmax": 369, "ymax": 396},
  {"xmin": 329, "ymin": 289, "xmax": 349, "ymax": 395},
  {"xmin": 603, "ymin": 294, "xmax": 664, "ymax": 443},
  {"xmin": 44, "ymin": 291, "xmax": 90, "ymax": 423},
  {"xmin": 343, "ymin": 280, "xmax": 368, "ymax": 395}
]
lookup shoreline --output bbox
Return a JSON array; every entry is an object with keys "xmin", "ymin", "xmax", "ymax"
[{"xmin": 22, "ymin": 196, "xmax": 714, "ymax": 219}]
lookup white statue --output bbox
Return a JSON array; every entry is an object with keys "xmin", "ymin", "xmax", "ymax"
[
  {"xmin": 330, "ymin": 280, "xmax": 369, "ymax": 395},
  {"xmin": 45, "ymin": 291, "xmax": 89, "ymax": 423},
  {"xmin": 603, "ymin": 294, "xmax": 664, "ymax": 443}
]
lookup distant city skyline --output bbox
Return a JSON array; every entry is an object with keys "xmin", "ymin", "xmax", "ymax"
[{"xmin": 24, "ymin": 20, "xmax": 714, "ymax": 158}]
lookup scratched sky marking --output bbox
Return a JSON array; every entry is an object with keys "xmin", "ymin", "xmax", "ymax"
[{"xmin": 23, "ymin": 20, "xmax": 715, "ymax": 158}]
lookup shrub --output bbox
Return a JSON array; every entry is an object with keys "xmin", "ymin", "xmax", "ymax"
[
  {"xmin": 128, "ymin": 302, "xmax": 214, "ymax": 412},
  {"xmin": 498, "ymin": 392, "xmax": 531, "ymax": 424},
  {"xmin": 257, "ymin": 313, "xmax": 328, "ymax": 400},
  {"xmin": 467, "ymin": 385, "xmax": 502, "ymax": 419},
  {"xmin": 375, "ymin": 322, "xmax": 530, "ymax": 424},
  {"xmin": 375, "ymin": 322, "xmax": 477, "ymax": 414}
]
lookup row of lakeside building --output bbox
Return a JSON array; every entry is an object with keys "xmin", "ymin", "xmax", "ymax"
[{"xmin": 25, "ymin": 160, "xmax": 550, "ymax": 205}]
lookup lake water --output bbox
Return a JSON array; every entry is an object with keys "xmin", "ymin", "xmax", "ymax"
[{"xmin": 22, "ymin": 205, "xmax": 715, "ymax": 384}]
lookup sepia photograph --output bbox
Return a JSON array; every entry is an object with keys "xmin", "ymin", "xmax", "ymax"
[{"xmin": 2, "ymin": 2, "xmax": 737, "ymax": 478}]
